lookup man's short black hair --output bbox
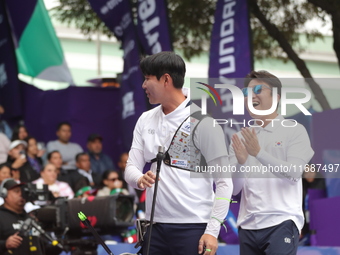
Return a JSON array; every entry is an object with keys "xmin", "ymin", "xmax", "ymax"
[
  {"xmin": 0, "ymin": 162, "xmax": 10, "ymax": 170},
  {"xmin": 244, "ymin": 70, "xmax": 282, "ymax": 97},
  {"xmin": 75, "ymin": 152, "xmax": 89, "ymax": 162},
  {"xmin": 47, "ymin": 150, "xmax": 61, "ymax": 161},
  {"xmin": 140, "ymin": 51, "xmax": 186, "ymax": 89},
  {"xmin": 87, "ymin": 134, "xmax": 103, "ymax": 143},
  {"xmin": 57, "ymin": 121, "xmax": 71, "ymax": 131}
]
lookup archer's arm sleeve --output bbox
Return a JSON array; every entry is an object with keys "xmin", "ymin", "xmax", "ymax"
[{"xmin": 125, "ymin": 116, "xmax": 146, "ymax": 190}]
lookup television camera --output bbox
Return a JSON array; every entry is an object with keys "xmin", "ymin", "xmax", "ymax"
[{"xmin": 20, "ymin": 183, "xmax": 135, "ymax": 255}]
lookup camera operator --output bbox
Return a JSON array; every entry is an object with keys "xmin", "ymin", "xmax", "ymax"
[{"xmin": 0, "ymin": 178, "xmax": 44, "ymax": 254}]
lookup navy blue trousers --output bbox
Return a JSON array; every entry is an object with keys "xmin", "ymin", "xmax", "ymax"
[
  {"xmin": 239, "ymin": 220, "xmax": 299, "ymax": 255},
  {"xmin": 142, "ymin": 223, "xmax": 206, "ymax": 255}
]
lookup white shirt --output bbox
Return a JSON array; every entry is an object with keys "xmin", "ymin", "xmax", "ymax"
[
  {"xmin": 125, "ymin": 97, "xmax": 233, "ymax": 238},
  {"xmin": 230, "ymin": 115, "xmax": 314, "ymax": 231}
]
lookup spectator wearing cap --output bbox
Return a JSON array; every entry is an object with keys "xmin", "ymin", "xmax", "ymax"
[
  {"xmin": 87, "ymin": 134, "xmax": 114, "ymax": 176},
  {"xmin": 46, "ymin": 122, "xmax": 83, "ymax": 171},
  {"xmin": 0, "ymin": 133, "xmax": 10, "ymax": 164},
  {"xmin": 6, "ymin": 141, "xmax": 39, "ymax": 183}
]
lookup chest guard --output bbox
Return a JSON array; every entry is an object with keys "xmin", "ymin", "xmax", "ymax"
[{"xmin": 152, "ymin": 111, "xmax": 208, "ymax": 172}]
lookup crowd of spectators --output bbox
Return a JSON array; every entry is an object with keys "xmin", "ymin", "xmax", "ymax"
[{"xmin": 0, "ymin": 115, "xmax": 145, "ymax": 250}]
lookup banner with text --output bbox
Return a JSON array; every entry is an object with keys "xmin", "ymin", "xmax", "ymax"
[
  {"xmin": 208, "ymin": 0, "xmax": 252, "ymax": 244},
  {"xmin": 137, "ymin": 0, "xmax": 172, "ymax": 54},
  {"xmin": 87, "ymin": 0, "xmax": 148, "ymax": 150},
  {"xmin": 208, "ymin": 0, "xmax": 253, "ymax": 147}
]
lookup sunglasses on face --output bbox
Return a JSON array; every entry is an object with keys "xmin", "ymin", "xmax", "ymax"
[
  {"xmin": 242, "ymin": 84, "xmax": 272, "ymax": 97},
  {"xmin": 107, "ymin": 178, "xmax": 119, "ymax": 182}
]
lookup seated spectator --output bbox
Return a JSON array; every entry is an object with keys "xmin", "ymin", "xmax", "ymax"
[
  {"xmin": 0, "ymin": 163, "xmax": 11, "ymax": 184},
  {"xmin": 46, "ymin": 122, "xmax": 83, "ymax": 170},
  {"xmin": 66, "ymin": 153, "xmax": 101, "ymax": 193},
  {"xmin": 24, "ymin": 136, "xmax": 43, "ymax": 175},
  {"xmin": 0, "ymin": 133, "xmax": 10, "ymax": 164},
  {"xmin": 11, "ymin": 123, "xmax": 28, "ymax": 141},
  {"xmin": 87, "ymin": 134, "xmax": 114, "ymax": 176},
  {"xmin": 47, "ymin": 151, "xmax": 63, "ymax": 174},
  {"xmin": 0, "ymin": 105, "xmax": 13, "ymax": 140},
  {"xmin": 75, "ymin": 153, "xmax": 101, "ymax": 187},
  {"xmin": 97, "ymin": 170, "xmax": 129, "ymax": 197},
  {"xmin": 0, "ymin": 163, "xmax": 12, "ymax": 206},
  {"xmin": 6, "ymin": 140, "xmax": 39, "ymax": 183},
  {"xmin": 47, "ymin": 150, "xmax": 70, "ymax": 183},
  {"xmin": 32, "ymin": 163, "xmax": 74, "ymax": 199}
]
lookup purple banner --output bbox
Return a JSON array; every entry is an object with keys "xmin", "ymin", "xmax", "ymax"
[
  {"xmin": 208, "ymin": 0, "xmax": 252, "ymax": 244},
  {"xmin": 22, "ymin": 83, "xmax": 124, "ymax": 167},
  {"xmin": 209, "ymin": 0, "xmax": 252, "ymax": 79},
  {"xmin": 206, "ymin": 0, "xmax": 253, "ymax": 147},
  {"xmin": 309, "ymin": 196, "xmax": 340, "ymax": 246},
  {"xmin": 87, "ymin": 0, "xmax": 148, "ymax": 150},
  {"xmin": 0, "ymin": 0, "xmax": 22, "ymax": 120},
  {"xmin": 312, "ymin": 108, "xmax": 340, "ymax": 164},
  {"xmin": 137, "ymin": 0, "xmax": 172, "ymax": 54}
]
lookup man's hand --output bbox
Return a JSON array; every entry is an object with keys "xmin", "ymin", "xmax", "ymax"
[
  {"xmin": 137, "ymin": 170, "xmax": 157, "ymax": 189},
  {"xmin": 5, "ymin": 232, "xmax": 22, "ymax": 249},
  {"xmin": 232, "ymin": 134, "xmax": 248, "ymax": 165},
  {"xmin": 241, "ymin": 128, "xmax": 261, "ymax": 157},
  {"xmin": 12, "ymin": 157, "xmax": 26, "ymax": 169},
  {"xmin": 198, "ymin": 234, "xmax": 218, "ymax": 255}
]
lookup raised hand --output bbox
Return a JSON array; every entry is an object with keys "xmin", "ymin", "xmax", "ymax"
[
  {"xmin": 232, "ymin": 133, "xmax": 248, "ymax": 165},
  {"xmin": 241, "ymin": 127, "xmax": 261, "ymax": 157}
]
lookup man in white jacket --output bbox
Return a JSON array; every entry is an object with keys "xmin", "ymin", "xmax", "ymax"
[
  {"xmin": 125, "ymin": 51, "xmax": 233, "ymax": 255},
  {"xmin": 230, "ymin": 70, "xmax": 314, "ymax": 255}
]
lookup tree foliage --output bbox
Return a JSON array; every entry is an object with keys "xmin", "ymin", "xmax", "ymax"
[
  {"xmin": 52, "ymin": 0, "xmax": 328, "ymax": 61},
  {"xmin": 250, "ymin": 0, "xmax": 326, "ymax": 62},
  {"xmin": 307, "ymin": 0, "xmax": 340, "ymax": 70},
  {"xmin": 52, "ymin": 0, "xmax": 113, "ymax": 38},
  {"xmin": 51, "ymin": 0, "xmax": 337, "ymax": 109}
]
